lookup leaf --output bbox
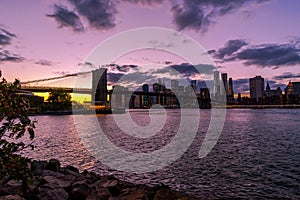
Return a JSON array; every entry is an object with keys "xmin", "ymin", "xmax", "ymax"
[{"xmin": 27, "ymin": 128, "xmax": 34, "ymax": 140}]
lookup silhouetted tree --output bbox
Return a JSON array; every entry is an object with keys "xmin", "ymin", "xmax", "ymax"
[
  {"xmin": 0, "ymin": 71, "xmax": 36, "ymax": 182},
  {"xmin": 47, "ymin": 89, "xmax": 72, "ymax": 110}
]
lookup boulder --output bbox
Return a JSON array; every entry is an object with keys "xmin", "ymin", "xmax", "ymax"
[
  {"xmin": 69, "ymin": 181, "xmax": 91, "ymax": 200},
  {"xmin": 86, "ymin": 187, "xmax": 111, "ymax": 200},
  {"xmin": 65, "ymin": 165, "xmax": 79, "ymax": 173},
  {"xmin": 46, "ymin": 159, "xmax": 60, "ymax": 172},
  {"xmin": 37, "ymin": 183, "xmax": 68, "ymax": 200},
  {"xmin": 0, "ymin": 180, "xmax": 23, "ymax": 196},
  {"xmin": 42, "ymin": 176, "xmax": 72, "ymax": 189},
  {"xmin": 0, "ymin": 195, "xmax": 25, "ymax": 200},
  {"xmin": 31, "ymin": 160, "xmax": 47, "ymax": 175}
]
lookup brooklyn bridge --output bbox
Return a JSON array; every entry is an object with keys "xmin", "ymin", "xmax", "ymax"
[{"xmin": 19, "ymin": 68, "xmax": 212, "ymax": 109}]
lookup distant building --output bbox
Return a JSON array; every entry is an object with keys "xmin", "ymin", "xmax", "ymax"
[
  {"xmin": 191, "ymin": 80, "xmax": 197, "ymax": 92},
  {"xmin": 171, "ymin": 80, "xmax": 179, "ymax": 91},
  {"xmin": 141, "ymin": 84, "xmax": 149, "ymax": 107},
  {"xmin": 198, "ymin": 88, "xmax": 211, "ymax": 109},
  {"xmin": 264, "ymin": 82, "xmax": 282, "ymax": 105},
  {"xmin": 249, "ymin": 76, "xmax": 264, "ymax": 103},
  {"xmin": 284, "ymin": 81, "xmax": 300, "ymax": 104},
  {"xmin": 221, "ymin": 73, "xmax": 228, "ymax": 96},
  {"xmin": 265, "ymin": 82, "xmax": 282, "ymax": 97},
  {"xmin": 228, "ymin": 78, "xmax": 234, "ymax": 104},
  {"xmin": 213, "ymin": 71, "xmax": 220, "ymax": 98},
  {"xmin": 292, "ymin": 82, "xmax": 300, "ymax": 94}
]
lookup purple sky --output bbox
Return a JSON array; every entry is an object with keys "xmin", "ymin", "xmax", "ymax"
[{"xmin": 1, "ymin": 0, "xmax": 300, "ymax": 94}]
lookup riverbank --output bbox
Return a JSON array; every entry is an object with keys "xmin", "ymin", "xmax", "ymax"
[{"xmin": 0, "ymin": 159, "xmax": 198, "ymax": 200}]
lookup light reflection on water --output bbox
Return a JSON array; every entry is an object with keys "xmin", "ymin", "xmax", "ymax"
[{"xmin": 23, "ymin": 109, "xmax": 300, "ymax": 199}]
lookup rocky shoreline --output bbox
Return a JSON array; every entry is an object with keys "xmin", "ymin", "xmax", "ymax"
[{"xmin": 0, "ymin": 159, "xmax": 198, "ymax": 200}]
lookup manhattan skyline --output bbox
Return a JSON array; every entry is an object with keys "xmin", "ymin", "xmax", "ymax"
[{"xmin": 1, "ymin": 0, "xmax": 300, "ymax": 95}]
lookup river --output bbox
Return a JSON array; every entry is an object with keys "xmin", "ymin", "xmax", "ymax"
[{"xmin": 22, "ymin": 109, "xmax": 300, "ymax": 199}]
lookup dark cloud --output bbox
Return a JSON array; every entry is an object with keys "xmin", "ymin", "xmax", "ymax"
[
  {"xmin": 233, "ymin": 44, "xmax": 300, "ymax": 67},
  {"xmin": 108, "ymin": 64, "xmax": 138, "ymax": 72},
  {"xmin": 122, "ymin": 0, "xmax": 163, "ymax": 6},
  {"xmin": 170, "ymin": 63, "xmax": 215, "ymax": 77},
  {"xmin": 0, "ymin": 27, "xmax": 23, "ymax": 63},
  {"xmin": 210, "ymin": 39, "xmax": 248, "ymax": 59},
  {"xmin": 108, "ymin": 71, "xmax": 156, "ymax": 88},
  {"xmin": 52, "ymin": 71, "xmax": 71, "ymax": 75},
  {"xmin": 153, "ymin": 63, "xmax": 215, "ymax": 78},
  {"xmin": 0, "ymin": 50, "xmax": 24, "ymax": 62},
  {"xmin": 0, "ymin": 27, "xmax": 16, "ymax": 46},
  {"xmin": 273, "ymin": 72, "xmax": 300, "ymax": 80},
  {"xmin": 68, "ymin": 0, "xmax": 116, "ymax": 29},
  {"xmin": 232, "ymin": 78, "xmax": 250, "ymax": 93},
  {"xmin": 35, "ymin": 59, "xmax": 54, "ymax": 66},
  {"xmin": 47, "ymin": 4, "xmax": 84, "ymax": 32},
  {"xmin": 170, "ymin": 0, "xmax": 269, "ymax": 32},
  {"xmin": 211, "ymin": 39, "xmax": 300, "ymax": 68}
]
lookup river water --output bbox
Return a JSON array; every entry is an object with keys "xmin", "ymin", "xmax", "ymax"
[{"xmin": 23, "ymin": 109, "xmax": 300, "ymax": 199}]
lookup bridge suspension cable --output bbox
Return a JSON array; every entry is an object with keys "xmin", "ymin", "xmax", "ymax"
[{"xmin": 20, "ymin": 71, "xmax": 92, "ymax": 84}]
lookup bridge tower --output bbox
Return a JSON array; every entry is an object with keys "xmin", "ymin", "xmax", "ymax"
[{"xmin": 92, "ymin": 68, "xmax": 107, "ymax": 103}]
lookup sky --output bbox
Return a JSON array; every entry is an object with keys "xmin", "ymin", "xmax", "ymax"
[{"xmin": 1, "ymin": 0, "xmax": 300, "ymax": 96}]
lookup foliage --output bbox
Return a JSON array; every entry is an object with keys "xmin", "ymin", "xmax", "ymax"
[
  {"xmin": 0, "ymin": 71, "xmax": 36, "ymax": 181},
  {"xmin": 47, "ymin": 89, "xmax": 72, "ymax": 111}
]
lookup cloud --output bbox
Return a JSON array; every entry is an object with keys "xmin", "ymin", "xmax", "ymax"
[
  {"xmin": 170, "ymin": 0, "xmax": 270, "ymax": 32},
  {"xmin": 210, "ymin": 39, "xmax": 248, "ymax": 59},
  {"xmin": 0, "ymin": 26, "xmax": 23, "ymax": 63},
  {"xmin": 158, "ymin": 63, "xmax": 215, "ymax": 77},
  {"xmin": 47, "ymin": 4, "xmax": 84, "ymax": 32},
  {"xmin": 68, "ymin": 0, "xmax": 116, "ymax": 30},
  {"xmin": 0, "ymin": 50, "xmax": 24, "ymax": 62},
  {"xmin": 35, "ymin": 59, "xmax": 54, "ymax": 66},
  {"xmin": 108, "ymin": 64, "xmax": 138, "ymax": 72},
  {"xmin": 52, "ymin": 71, "xmax": 71, "ymax": 75},
  {"xmin": 211, "ymin": 39, "xmax": 300, "ymax": 68},
  {"xmin": 232, "ymin": 78, "xmax": 249, "ymax": 93},
  {"xmin": 273, "ymin": 72, "xmax": 300, "ymax": 80},
  {"xmin": 108, "ymin": 71, "xmax": 157, "ymax": 88},
  {"xmin": 0, "ymin": 27, "xmax": 16, "ymax": 46},
  {"xmin": 233, "ymin": 44, "xmax": 300, "ymax": 67},
  {"xmin": 122, "ymin": 0, "xmax": 163, "ymax": 6}
]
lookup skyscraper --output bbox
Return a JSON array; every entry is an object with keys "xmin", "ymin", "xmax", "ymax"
[
  {"xmin": 228, "ymin": 77, "xmax": 234, "ymax": 104},
  {"xmin": 191, "ymin": 80, "xmax": 197, "ymax": 92},
  {"xmin": 249, "ymin": 76, "xmax": 264, "ymax": 102},
  {"xmin": 171, "ymin": 80, "xmax": 179, "ymax": 91},
  {"xmin": 221, "ymin": 73, "xmax": 228, "ymax": 96},
  {"xmin": 213, "ymin": 71, "xmax": 220, "ymax": 97}
]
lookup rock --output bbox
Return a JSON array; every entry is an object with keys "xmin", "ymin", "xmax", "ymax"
[
  {"xmin": 102, "ymin": 180, "xmax": 118, "ymax": 188},
  {"xmin": 154, "ymin": 186, "xmax": 177, "ymax": 200},
  {"xmin": 0, "ymin": 180, "xmax": 23, "ymax": 196},
  {"xmin": 42, "ymin": 176, "xmax": 72, "ymax": 189},
  {"xmin": 37, "ymin": 183, "xmax": 68, "ymax": 200},
  {"xmin": 70, "ymin": 181, "xmax": 91, "ymax": 200},
  {"xmin": 31, "ymin": 160, "xmax": 47, "ymax": 175},
  {"xmin": 63, "ymin": 168, "xmax": 83, "ymax": 180},
  {"xmin": 102, "ymin": 180, "xmax": 121, "ymax": 197},
  {"xmin": 1, "ymin": 159, "xmax": 198, "ymax": 200},
  {"xmin": 118, "ymin": 187, "xmax": 150, "ymax": 200},
  {"xmin": 0, "ymin": 195, "xmax": 25, "ymax": 200},
  {"xmin": 86, "ymin": 187, "xmax": 111, "ymax": 200},
  {"xmin": 46, "ymin": 159, "xmax": 60, "ymax": 172},
  {"xmin": 42, "ymin": 170, "xmax": 64, "ymax": 178},
  {"xmin": 65, "ymin": 165, "xmax": 79, "ymax": 173}
]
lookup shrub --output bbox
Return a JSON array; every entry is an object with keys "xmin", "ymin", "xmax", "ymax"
[{"xmin": 0, "ymin": 71, "xmax": 36, "ymax": 181}]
